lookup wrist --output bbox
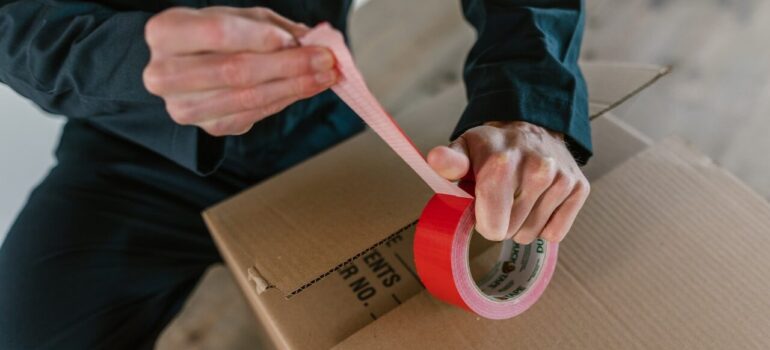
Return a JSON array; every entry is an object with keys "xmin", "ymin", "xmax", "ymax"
[{"xmin": 483, "ymin": 120, "xmax": 565, "ymax": 141}]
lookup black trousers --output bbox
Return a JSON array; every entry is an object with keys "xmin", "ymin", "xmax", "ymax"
[{"xmin": 0, "ymin": 122, "xmax": 261, "ymax": 349}]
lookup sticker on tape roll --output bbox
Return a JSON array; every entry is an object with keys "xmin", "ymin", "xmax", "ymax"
[{"xmin": 300, "ymin": 23, "xmax": 557, "ymax": 319}]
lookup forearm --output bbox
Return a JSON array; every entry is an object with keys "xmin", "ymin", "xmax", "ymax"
[
  {"xmin": 0, "ymin": 1, "xmax": 156, "ymax": 108},
  {"xmin": 0, "ymin": 0, "xmax": 224, "ymax": 174},
  {"xmin": 456, "ymin": 0, "xmax": 591, "ymax": 164}
]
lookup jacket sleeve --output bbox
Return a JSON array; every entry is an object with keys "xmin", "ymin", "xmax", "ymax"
[
  {"xmin": 456, "ymin": 0, "xmax": 591, "ymax": 164},
  {"xmin": 0, "ymin": 0, "xmax": 225, "ymax": 175}
]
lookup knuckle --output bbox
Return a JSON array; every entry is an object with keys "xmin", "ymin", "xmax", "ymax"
[
  {"xmin": 478, "ymin": 152, "xmax": 515, "ymax": 179},
  {"xmin": 284, "ymin": 49, "xmax": 314, "ymax": 76},
  {"xmin": 529, "ymin": 171, "xmax": 554, "ymax": 190},
  {"xmin": 260, "ymin": 26, "xmax": 284, "ymax": 49},
  {"xmin": 144, "ymin": 20, "xmax": 161, "ymax": 48},
  {"xmin": 293, "ymin": 76, "xmax": 316, "ymax": 97},
  {"xmin": 252, "ymin": 7, "xmax": 273, "ymax": 19},
  {"xmin": 234, "ymin": 124, "xmax": 254, "ymax": 135},
  {"xmin": 575, "ymin": 178, "xmax": 591, "ymax": 198},
  {"xmin": 144, "ymin": 15, "xmax": 168, "ymax": 48},
  {"xmin": 238, "ymin": 88, "xmax": 266, "ymax": 110},
  {"xmin": 474, "ymin": 178, "xmax": 500, "ymax": 199},
  {"xmin": 256, "ymin": 104, "xmax": 282, "ymax": 119},
  {"xmin": 252, "ymin": 107, "xmax": 271, "ymax": 120},
  {"xmin": 146, "ymin": 9, "xmax": 190, "ymax": 47},
  {"xmin": 201, "ymin": 15, "xmax": 228, "ymax": 46},
  {"xmin": 554, "ymin": 175, "xmax": 576, "ymax": 195},
  {"xmin": 142, "ymin": 65, "xmax": 163, "ymax": 94},
  {"xmin": 528, "ymin": 157, "xmax": 557, "ymax": 188},
  {"xmin": 143, "ymin": 60, "xmax": 178, "ymax": 94},
  {"xmin": 203, "ymin": 125, "xmax": 226, "ymax": 137},
  {"xmin": 165, "ymin": 100, "xmax": 195, "ymax": 124},
  {"xmin": 540, "ymin": 156, "xmax": 558, "ymax": 173},
  {"xmin": 221, "ymin": 54, "xmax": 249, "ymax": 87},
  {"xmin": 203, "ymin": 119, "xmax": 232, "ymax": 137},
  {"xmin": 236, "ymin": 126, "xmax": 253, "ymax": 135},
  {"xmin": 469, "ymin": 127, "xmax": 504, "ymax": 149},
  {"xmin": 229, "ymin": 115, "xmax": 255, "ymax": 135}
]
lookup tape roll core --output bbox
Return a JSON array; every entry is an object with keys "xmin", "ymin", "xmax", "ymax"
[{"xmin": 467, "ymin": 236, "xmax": 547, "ymax": 302}]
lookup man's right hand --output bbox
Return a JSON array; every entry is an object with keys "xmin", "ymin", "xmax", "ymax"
[{"xmin": 143, "ymin": 7, "xmax": 337, "ymax": 136}]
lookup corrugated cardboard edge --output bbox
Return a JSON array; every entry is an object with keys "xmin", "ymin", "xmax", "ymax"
[
  {"xmin": 583, "ymin": 61, "xmax": 670, "ymax": 120},
  {"xmin": 580, "ymin": 114, "xmax": 652, "ymax": 181},
  {"xmin": 203, "ymin": 213, "xmax": 289, "ymax": 350},
  {"xmin": 203, "ymin": 213, "xmax": 271, "ymax": 293},
  {"xmin": 203, "ymin": 61, "xmax": 670, "ymax": 298}
]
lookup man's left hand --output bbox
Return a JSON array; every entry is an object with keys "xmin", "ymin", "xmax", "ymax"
[{"xmin": 427, "ymin": 121, "xmax": 590, "ymax": 244}]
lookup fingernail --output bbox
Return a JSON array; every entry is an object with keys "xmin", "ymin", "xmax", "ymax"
[
  {"xmin": 314, "ymin": 70, "xmax": 336, "ymax": 84},
  {"xmin": 311, "ymin": 49, "xmax": 335, "ymax": 72},
  {"xmin": 512, "ymin": 232, "xmax": 528, "ymax": 244}
]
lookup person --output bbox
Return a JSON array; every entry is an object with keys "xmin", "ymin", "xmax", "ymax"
[{"xmin": 0, "ymin": 1, "xmax": 591, "ymax": 348}]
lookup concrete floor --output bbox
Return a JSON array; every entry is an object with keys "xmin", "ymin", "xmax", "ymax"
[{"xmin": 158, "ymin": 0, "xmax": 770, "ymax": 348}]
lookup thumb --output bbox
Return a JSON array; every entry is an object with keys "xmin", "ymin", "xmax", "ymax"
[{"xmin": 427, "ymin": 137, "xmax": 470, "ymax": 181}]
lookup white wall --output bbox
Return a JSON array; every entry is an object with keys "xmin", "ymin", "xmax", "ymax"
[{"xmin": 0, "ymin": 85, "xmax": 64, "ymax": 244}]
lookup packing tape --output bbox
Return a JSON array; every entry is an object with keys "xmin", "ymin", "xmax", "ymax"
[{"xmin": 301, "ymin": 23, "xmax": 557, "ymax": 319}]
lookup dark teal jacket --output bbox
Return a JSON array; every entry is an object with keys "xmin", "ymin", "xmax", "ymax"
[{"xmin": 0, "ymin": 0, "xmax": 590, "ymax": 179}]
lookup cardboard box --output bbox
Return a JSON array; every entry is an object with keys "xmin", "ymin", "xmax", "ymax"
[
  {"xmin": 201, "ymin": 62, "xmax": 746, "ymax": 349},
  {"xmin": 336, "ymin": 137, "xmax": 770, "ymax": 349},
  {"xmin": 204, "ymin": 62, "xmax": 668, "ymax": 298}
]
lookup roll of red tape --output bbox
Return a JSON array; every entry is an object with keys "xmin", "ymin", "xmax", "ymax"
[
  {"xmin": 301, "ymin": 24, "xmax": 558, "ymax": 320},
  {"xmin": 414, "ymin": 191, "xmax": 559, "ymax": 319}
]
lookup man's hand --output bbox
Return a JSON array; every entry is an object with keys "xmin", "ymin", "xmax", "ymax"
[
  {"xmin": 427, "ymin": 121, "xmax": 590, "ymax": 244},
  {"xmin": 143, "ymin": 7, "xmax": 336, "ymax": 136}
]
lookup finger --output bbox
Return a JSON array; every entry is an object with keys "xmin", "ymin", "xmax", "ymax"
[
  {"xmin": 474, "ymin": 151, "xmax": 522, "ymax": 241},
  {"xmin": 204, "ymin": 7, "xmax": 310, "ymax": 39},
  {"xmin": 144, "ymin": 47, "xmax": 335, "ymax": 94},
  {"xmin": 540, "ymin": 180, "xmax": 590, "ymax": 242},
  {"xmin": 253, "ymin": 8, "xmax": 310, "ymax": 38},
  {"xmin": 197, "ymin": 96, "xmax": 296, "ymax": 136},
  {"xmin": 146, "ymin": 8, "xmax": 295, "ymax": 56},
  {"xmin": 505, "ymin": 157, "xmax": 557, "ymax": 239},
  {"xmin": 426, "ymin": 137, "xmax": 470, "ymax": 181},
  {"xmin": 512, "ymin": 171, "xmax": 575, "ymax": 244},
  {"xmin": 166, "ymin": 70, "xmax": 337, "ymax": 125}
]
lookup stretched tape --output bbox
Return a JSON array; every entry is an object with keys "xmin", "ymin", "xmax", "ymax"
[{"xmin": 300, "ymin": 23, "xmax": 558, "ymax": 319}]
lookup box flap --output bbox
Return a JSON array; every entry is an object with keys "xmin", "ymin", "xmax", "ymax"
[
  {"xmin": 580, "ymin": 115, "xmax": 651, "ymax": 180},
  {"xmin": 335, "ymin": 139, "xmax": 770, "ymax": 349},
  {"xmin": 581, "ymin": 61, "xmax": 669, "ymax": 119},
  {"xmin": 203, "ymin": 62, "xmax": 668, "ymax": 297}
]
